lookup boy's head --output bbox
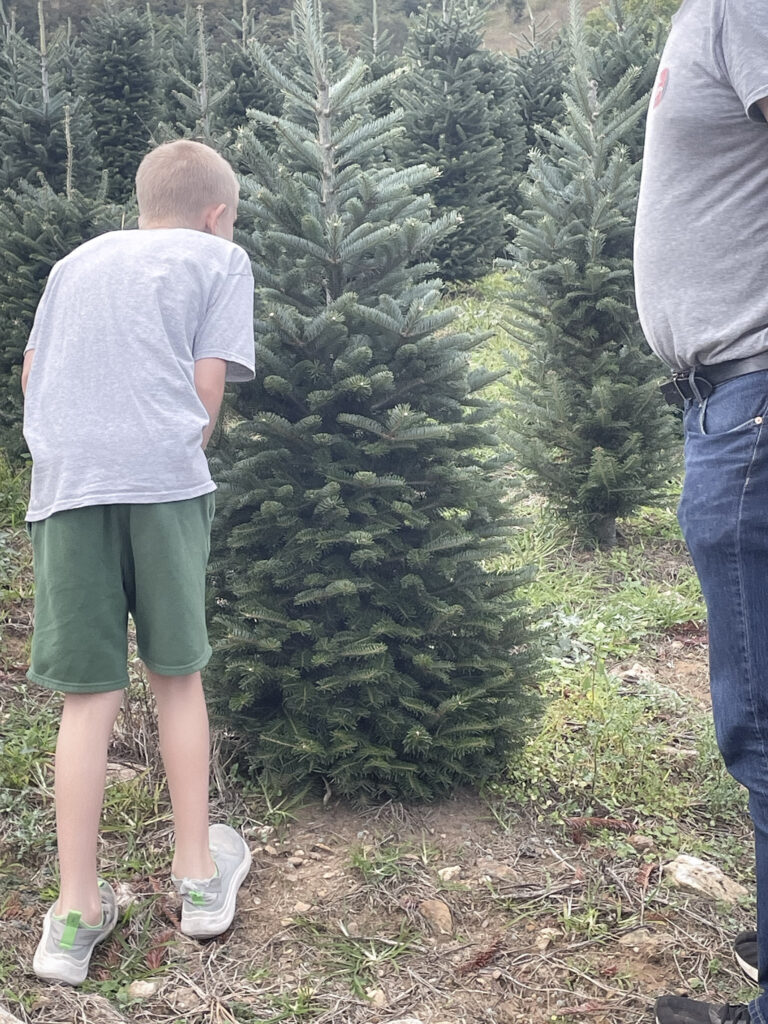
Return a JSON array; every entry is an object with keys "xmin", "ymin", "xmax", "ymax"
[{"xmin": 136, "ymin": 140, "xmax": 239, "ymax": 239}]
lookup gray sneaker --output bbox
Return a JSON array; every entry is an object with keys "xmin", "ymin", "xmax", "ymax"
[
  {"xmin": 172, "ymin": 824, "xmax": 252, "ymax": 938},
  {"xmin": 33, "ymin": 879, "xmax": 118, "ymax": 985}
]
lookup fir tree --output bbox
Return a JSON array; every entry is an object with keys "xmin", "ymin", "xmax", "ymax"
[
  {"xmin": 503, "ymin": 0, "xmax": 679, "ymax": 548},
  {"xmin": 0, "ymin": 3, "xmax": 98, "ymax": 194},
  {"xmin": 76, "ymin": 3, "xmax": 160, "ymax": 203},
  {"xmin": 398, "ymin": 0, "xmax": 527, "ymax": 282},
  {"xmin": 170, "ymin": 4, "xmax": 233, "ymax": 145},
  {"xmin": 215, "ymin": 8, "xmax": 282, "ymax": 145},
  {"xmin": 509, "ymin": 27, "xmax": 567, "ymax": 154},
  {"xmin": 209, "ymin": 0, "xmax": 540, "ymax": 802},
  {"xmin": 586, "ymin": 0, "xmax": 665, "ymax": 164},
  {"xmin": 0, "ymin": 180, "xmax": 123, "ymax": 461}
]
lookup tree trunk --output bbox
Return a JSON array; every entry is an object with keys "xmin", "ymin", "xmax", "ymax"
[{"xmin": 594, "ymin": 515, "xmax": 617, "ymax": 549}]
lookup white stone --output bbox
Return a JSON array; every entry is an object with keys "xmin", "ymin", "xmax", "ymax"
[
  {"xmin": 168, "ymin": 988, "xmax": 199, "ymax": 1013},
  {"xmin": 366, "ymin": 987, "xmax": 387, "ymax": 1007},
  {"xmin": 418, "ymin": 898, "xmax": 453, "ymax": 935},
  {"xmin": 437, "ymin": 865, "xmax": 461, "ymax": 882},
  {"xmin": 534, "ymin": 927, "xmax": 560, "ymax": 951},
  {"xmin": 662, "ymin": 855, "xmax": 749, "ymax": 903},
  {"xmin": 127, "ymin": 979, "xmax": 161, "ymax": 1000}
]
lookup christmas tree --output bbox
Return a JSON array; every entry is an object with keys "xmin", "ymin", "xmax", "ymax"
[
  {"xmin": 509, "ymin": 24, "xmax": 566, "ymax": 154},
  {"xmin": 398, "ymin": 0, "xmax": 527, "ymax": 282},
  {"xmin": 208, "ymin": 0, "xmax": 541, "ymax": 802},
  {"xmin": 76, "ymin": 3, "xmax": 160, "ymax": 203},
  {"xmin": 215, "ymin": 2, "xmax": 282, "ymax": 146},
  {"xmin": 586, "ymin": 0, "xmax": 665, "ymax": 164},
  {"xmin": 0, "ymin": 2, "xmax": 98, "ymax": 194},
  {"xmin": 504, "ymin": 0, "xmax": 679, "ymax": 548}
]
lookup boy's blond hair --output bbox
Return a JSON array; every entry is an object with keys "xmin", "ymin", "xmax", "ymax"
[{"xmin": 136, "ymin": 140, "xmax": 239, "ymax": 226}]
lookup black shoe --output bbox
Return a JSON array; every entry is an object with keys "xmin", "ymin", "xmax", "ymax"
[
  {"xmin": 735, "ymin": 931, "xmax": 758, "ymax": 984},
  {"xmin": 655, "ymin": 996, "xmax": 750, "ymax": 1024}
]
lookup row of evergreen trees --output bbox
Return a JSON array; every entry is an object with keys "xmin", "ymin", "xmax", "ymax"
[
  {"xmin": 0, "ymin": 0, "xmax": 568, "ymax": 272},
  {"xmin": 0, "ymin": 0, "xmax": 680, "ymax": 799}
]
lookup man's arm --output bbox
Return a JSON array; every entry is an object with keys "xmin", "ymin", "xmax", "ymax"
[
  {"xmin": 194, "ymin": 357, "xmax": 228, "ymax": 449},
  {"xmin": 758, "ymin": 97, "xmax": 768, "ymax": 121},
  {"xmin": 21, "ymin": 350, "xmax": 35, "ymax": 395}
]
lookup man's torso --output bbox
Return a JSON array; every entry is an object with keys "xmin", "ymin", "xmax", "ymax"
[{"xmin": 634, "ymin": 0, "xmax": 768, "ymax": 370}]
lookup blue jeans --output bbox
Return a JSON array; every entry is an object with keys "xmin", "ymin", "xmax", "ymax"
[{"xmin": 677, "ymin": 369, "xmax": 768, "ymax": 1022}]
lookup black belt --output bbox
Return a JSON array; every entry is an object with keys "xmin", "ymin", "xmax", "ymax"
[{"xmin": 661, "ymin": 352, "xmax": 768, "ymax": 407}]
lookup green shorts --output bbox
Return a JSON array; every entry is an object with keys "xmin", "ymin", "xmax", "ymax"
[{"xmin": 28, "ymin": 493, "xmax": 215, "ymax": 694}]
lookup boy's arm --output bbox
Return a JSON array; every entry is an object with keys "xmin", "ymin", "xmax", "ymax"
[
  {"xmin": 195, "ymin": 357, "xmax": 228, "ymax": 450},
  {"xmin": 21, "ymin": 350, "xmax": 35, "ymax": 395}
]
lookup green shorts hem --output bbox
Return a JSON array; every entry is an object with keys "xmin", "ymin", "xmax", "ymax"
[
  {"xmin": 139, "ymin": 645, "xmax": 212, "ymax": 677},
  {"xmin": 26, "ymin": 669, "xmax": 130, "ymax": 694}
]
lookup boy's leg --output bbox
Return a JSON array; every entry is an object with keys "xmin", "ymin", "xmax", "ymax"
[
  {"xmin": 55, "ymin": 690, "xmax": 124, "ymax": 923},
  {"xmin": 146, "ymin": 669, "xmax": 215, "ymax": 880},
  {"xmin": 130, "ymin": 495, "xmax": 251, "ymax": 936}
]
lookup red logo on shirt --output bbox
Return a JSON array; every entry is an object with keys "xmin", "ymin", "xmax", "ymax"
[{"xmin": 653, "ymin": 68, "xmax": 670, "ymax": 109}]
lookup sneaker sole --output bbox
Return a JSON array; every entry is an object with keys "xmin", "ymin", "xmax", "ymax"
[
  {"xmin": 181, "ymin": 834, "xmax": 252, "ymax": 939},
  {"xmin": 736, "ymin": 948, "xmax": 759, "ymax": 984},
  {"xmin": 32, "ymin": 907, "xmax": 116, "ymax": 985}
]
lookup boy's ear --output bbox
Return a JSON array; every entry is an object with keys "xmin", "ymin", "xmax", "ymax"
[{"xmin": 203, "ymin": 203, "xmax": 227, "ymax": 234}]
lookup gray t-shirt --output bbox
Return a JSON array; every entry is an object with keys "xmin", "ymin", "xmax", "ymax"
[
  {"xmin": 634, "ymin": 0, "xmax": 768, "ymax": 371},
  {"xmin": 23, "ymin": 229, "xmax": 255, "ymax": 522}
]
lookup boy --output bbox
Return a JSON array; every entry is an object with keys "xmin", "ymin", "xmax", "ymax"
[{"xmin": 22, "ymin": 140, "xmax": 255, "ymax": 985}]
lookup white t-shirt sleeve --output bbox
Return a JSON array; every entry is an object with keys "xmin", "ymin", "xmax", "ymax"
[
  {"xmin": 719, "ymin": 0, "xmax": 768, "ymax": 121},
  {"xmin": 193, "ymin": 252, "xmax": 255, "ymax": 382}
]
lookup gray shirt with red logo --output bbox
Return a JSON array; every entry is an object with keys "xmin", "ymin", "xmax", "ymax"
[{"xmin": 634, "ymin": 0, "xmax": 768, "ymax": 371}]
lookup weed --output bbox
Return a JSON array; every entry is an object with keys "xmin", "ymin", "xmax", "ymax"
[
  {"xmin": 349, "ymin": 837, "xmax": 435, "ymax": 884},
  {"xmin": 0, "ymin": 684, "xmax": 59, "ymax": 863},
  {"xmin": 306, "ymin": 918, "xmax": 417, "ymax": 999},
  {"xmin": 0, "ymin": 454, "xmax": 29, "ymax": 530}
]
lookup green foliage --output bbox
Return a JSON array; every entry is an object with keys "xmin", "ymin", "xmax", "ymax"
[
  {"xmin": 0, "ymin": 180, "xmax": 124, "ymax": 461},
  {"xmin": 0, "ymin": 454, "xmax": 29, "ymax": 531},
  {"xmin": 482, "ymin": 500, "xmax": 747, "ymax": 857},
  {"xmin": 399, "ymin": 0, "xmax": 527, "ymax": 282},
  {"xmin": 503, "ymin": 0, "xmax": 679, "ymax": 547},
  {"xmin": 154, "ymin": 4, "xmax": 234, "ymax": 145},
  {"xmin": 508, "ymin": 30, "xmax": 567, "ymax": 153},
  {"xmin": 76, "ymin": 3, "xmax": 160, "ymax": 203},
  {"xmin": 0, "ymin": 684, "xmax": 58, "ymax": 863},
  {"xmin": 0, "ymin": 7, "xmax": 100, "ymax": 194},
  {"xmin": 586, "ymin": 0, "xmax": 667, "ymax": 164},
  {"xmin": 209, "ymin": 0, "xmax": 541, "ymax": 803}
]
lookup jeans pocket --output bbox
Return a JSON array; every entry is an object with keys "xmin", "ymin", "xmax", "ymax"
[{"xmin": 697, "ymin": 372, "xmax": 768, "ymax": 437}]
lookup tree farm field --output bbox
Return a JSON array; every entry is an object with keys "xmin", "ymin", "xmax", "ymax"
[{"xmin": 0, "ymin": 283, "xmax": 757, "ymax": 1024}]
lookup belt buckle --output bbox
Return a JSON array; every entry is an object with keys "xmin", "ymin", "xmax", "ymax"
[
  {"xmin": 660, "ymin": 374, "xmax": 689, "ymax": 408},
  {"xmin": 660, "ymin": 370, "xmax": 713, "ymax": 408}
]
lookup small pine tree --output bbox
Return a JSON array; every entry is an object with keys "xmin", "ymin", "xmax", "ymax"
[
  {"xmin": 0, "ymin": 180, "xmax": 123, "ymax": 461},
  {"xmin": 504, "ymin": 0, "xmax": 679, "ymax": 548},
  {"xmin": 155, "ymin": 4, "xmax": 233, "ymax": 146},
  {"xmin": 76, "ymin": 3, "xmax": 160, "ymax": 203},
  {"xmin": 215, "ymin": 11, "xmax": 282, "ymax": 144},
  {"xmin": 509, "ymin": 28, "xmax": 567, "ymax": 154},
  {"xmin": 398, "ymin": 0, "xmax": 527, "ymax": 282},
  {"xmin": 586, "ymin": 0, "xmax": 665, "ymax": 164},
  {"xmin": 0, "ymin": 4, "xmax": 98, "ymax": 194},
  {"xmin": 209, "ymin": 0, "xmax": 540, "ymax": 802}
]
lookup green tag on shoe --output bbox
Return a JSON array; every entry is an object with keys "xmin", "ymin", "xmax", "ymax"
[{"xmin": 60, "ymin": 911, "xmax": 82, "ymax": 950}]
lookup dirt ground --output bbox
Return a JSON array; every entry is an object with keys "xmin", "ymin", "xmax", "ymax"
[
  {"xmin": 0, "ymin": 535, "xmax": 754, "ymax": 1024},
  {"xmin": 0, "ymin": 642, "xmax": 756, "ymax": 1024}
]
